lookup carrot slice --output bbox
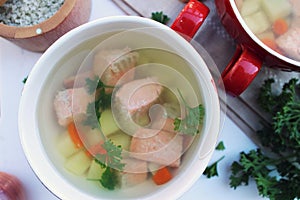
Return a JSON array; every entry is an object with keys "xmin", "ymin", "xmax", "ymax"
[
  {"xmin": 152, "ymin": 166, "xmax": 173, "ymax": 185},
  {"xmin": 86, "ymin": 141, "xmax": 106, "ymax": 158},
  {"xmin": 67, "ymin": 122, "xmax": 84, "ymax": 148},
  {"xmin": 273, "ymin": 18, "xmax": 289, "ymax": 35},
  {"xmin": 261, "ymin": 38, "xmax": 277, "ymax": 50}
]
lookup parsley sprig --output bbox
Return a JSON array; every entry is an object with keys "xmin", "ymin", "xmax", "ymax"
[
  {"xmin": 173, "ymin": 90, "xmax": 205, "ymax": 135},
  {"xmin": 151, "ymin": 11, "xmax": 170, "ymax": 25},
  {"xmin": 95, "ymin": 140, "xmax": 125, "ymax": 171},
  {"xmin": 94, "ymin": 140, "xmax": 125, "ymax": 190},
  {"xmin": 83, "ymin": 76, "xmax": 124, "ymax": 190},
  {"xmin": 203, "ymin": 141, "xmax": 226, "ymax": 178},
  {"xmin": 83, "ymin": 76, "xmax": 114, "ymax": 129},
  {"xmin": 230, "ymin": 78, "xmax": 300, "ymax": 200}
]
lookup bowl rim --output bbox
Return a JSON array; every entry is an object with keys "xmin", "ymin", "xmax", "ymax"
[
  {"xmin": 18, "ymin": 15, "xmax": 221, "ymax": 200},
  {"xmin": 0, "ymin": 0, "xmax": 76, "ymax": 38}
]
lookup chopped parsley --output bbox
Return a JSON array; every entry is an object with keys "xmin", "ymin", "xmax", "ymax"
[
  {"xmin": 94, "ymin": 140, "xmax": 125, "ymax": 190},
  {"xmin": 215, "ymin": 141, "xmax": 225, "ymax": 151},
  {"xmin": 203, "ymin": 141, "xmax": 226, "ymax": 178},
  {"xmin": 173, "ymin": 90, "xmax": 205, "ymax": 135},
  {"xmin": 151, "ymin": 11, "xmax": 170, "ymax": 25},
  {"xmin": 22, "ymin": 76, "xmax": 28, "ymax": 84},
  {"xmin": 83, "ymin": 76, "xmax": 113, "ymax": 129},
  {"xmin": 203, "ymin": 155, "xmax": 225, "ymax": 178}
]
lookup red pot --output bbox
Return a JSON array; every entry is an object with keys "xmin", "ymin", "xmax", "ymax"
[
  {"xmin": 173, "ymin": 0, "xmax": 300, "ymax": 96},
  {"xmin": 215, "ymin": 0, "xmax": 300, "ymax": 96}
]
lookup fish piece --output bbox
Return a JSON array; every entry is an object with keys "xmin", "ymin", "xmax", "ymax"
[
  {"xmin": 276, "ymin": 27, "xmax": 300, "ymax": 60},
  {"xmin": 290, "ymin": 0, "xmax": 300, "ymax": 16},
  {"xmin": 93, "ymin": 48, "xmax": 139, "ymax": 90},
  {"xmin": 150, "ymin": 116, "xmax": 176, "ymax": 134},
  {"xmin": 63, "ymin": 71, "xmax": 94, "ymax": 89},
  {"xmin": 130, "ymin": 128, "xmax": 183, "ymax": 167},
  {"xmin": 53, "ymin": 88, "xmax": 93, "ymax": 126},
  {"xmin": 114, "ymin": 77, "xmax": 163, "ymax": 115},
  {"xmin": 112, "ymin": 77, "xmax": 163, "ymax": 134},
  {"xmin": 120, "ymin": 158, "xmax": 148, "ymax": 188},
  {"xmin": 150, "ymin": 116, "xmax": 183, "ymax": 167}
]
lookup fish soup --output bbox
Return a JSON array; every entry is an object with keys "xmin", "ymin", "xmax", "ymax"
[
  {"xmin": 236, "ymin": 0, "xmax": 300, "ymax": 61},
  {"xmin": 37, "ymin": 29, "xmax": 207, "ymax": 198}
]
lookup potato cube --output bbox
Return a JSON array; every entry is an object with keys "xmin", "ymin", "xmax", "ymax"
[
  {"xmin": 57, "ymin": 131, "xmax": 80, "ymax": 158},
  {"xmin": 257, "ymin": 31, "xmax": 275, "ymax": 40},
  {"xmin": 87, "ymin": 160, "xmax": 105, "ymax": 180},
  {"xmin": 108, "ymin": 131, "xmax": 131, "ymax": 151},
  {"xmin": 261, "ymin": 0, "xmax": 292, "ymax": 22},
  {"xmin": 99, "ymin": 109, "xmax": 119, "ymax": 137},
  {"xmin": 240, "ymin": 0, "xmax": 262, "ymax": 17},
  {"xmin": 244, "ymin": 11, "xmax": 270, "ymax": 34},
  {"xmin": 64, "ymin": 150, "xmax": 92, "ymax": 175}
]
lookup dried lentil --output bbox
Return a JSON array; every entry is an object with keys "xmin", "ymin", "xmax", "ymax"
[{"xmin": 0, "ymin": 0, "xmax": 64, "ymax": 26}]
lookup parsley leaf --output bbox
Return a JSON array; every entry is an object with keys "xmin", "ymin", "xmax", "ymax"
[
  {"xmin": 22, "ymin": 76, "xmax": 28, "ymax": 84},
  {"xmin": 230, "ymin": 78, "xmax": 300, "ymax": 200},
  {"xmin": 94, "ymin": 140, "xmax": 125, "ymax": 190},
  {"xmin": 151, "ymin": 11, "xmax": 170, "ymax": 24},
  {"xmin": 215, "ymin": 141, "xmax": 225, "ymax": 151},
  {"xmin": 203, "ymin": 156, "xmax": 225, "ymax": 178},
  {"xmin": 99, "ymin": 167, "xmax": 119, "ymax": 190},
  {"xmin": 173, "ymin": 90, "xmax": 205, "ymax": 135},
  {"xmin": 83, "ymin": 76, "xmax": 113, "ymax": 129},
  {"xmin": 95, "ymin": 140, "xmax": 125, "ymax": 171}
]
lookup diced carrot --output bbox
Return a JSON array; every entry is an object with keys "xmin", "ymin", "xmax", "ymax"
[
  {"xmin": 273, "ymin": 18, "xmax": 289, "ymax": 35},
  {"xmin": 86, "ymin": 141, "xmax": 106, "ymax": 158},
  {"xmin": 67, "ymin": 122, "xmax": 84, "ymax": 148},
  {"xmin": 261, "ymin": 38, "xmax": 277, "ymax": 50},
  {"xmin": 261, "ymin": 38, "xmax": 284, "ymax": 55},
  {"xmin": 152, "ymin": 166, "xmax": 173, "ymax": 185}
]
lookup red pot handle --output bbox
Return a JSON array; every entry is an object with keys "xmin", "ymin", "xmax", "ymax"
[
  {"xmin": 171, "ymin": 0, "xmax": 210, "ymax": 40},
  {"xmin": 221, "ymin": 45, "xmax": 263, "ymax": 96}
]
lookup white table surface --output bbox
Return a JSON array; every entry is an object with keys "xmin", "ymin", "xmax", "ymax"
[{"xmin": 0, "ymin": 0, "xmax": 266, "ymax": 199}]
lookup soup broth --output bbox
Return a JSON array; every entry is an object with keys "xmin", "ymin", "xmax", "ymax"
[
  {"xmin": 236, "ymin": 0, "xmax": 300, "ymax": 61},
  {"xmin": 37, "ymin": 30, "xmax": 206, "ymax": 197}
]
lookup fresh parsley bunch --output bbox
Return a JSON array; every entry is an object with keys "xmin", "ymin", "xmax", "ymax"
[{"xmin": 230, "ymin": 78, "xmax": 300, "ymax": 200}]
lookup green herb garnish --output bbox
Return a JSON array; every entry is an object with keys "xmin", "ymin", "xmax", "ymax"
[
  {"xmin": 204, "ymin": 141, "xmax": 226, "ymax": 178},
  {"xmin": 22, "ymin": 76, "xmax": 28, "ymax": 84},
  {"xmin": 95, "ymin": 140, "xmax": 125, "ymax": 171},
  {"xmin": 203, "ymin": 156, "xmax": 225, "ymax": 178},
  {"xmin": 94, "ymin": 140, "xmax": 125, "ymax": 190},
  {"xmin": 83, "ymin": 76, "xmax": 113, "ymax": 129},
  {"xmin": 173, "ymin": 90, "xmax": 205, "ymax": 135},
  {"xmin": 151, "ymin": 11, "xmax": 170, "ymax": 25},
  {"xmin": 99, "ymin": 167, "xmax": 119, "ymax": 190},
  {"xmin": 215, "ymin": 141, "xmax": 225, "ymax": 151},
  {"xmin": 230, "ymin": 78, "xmax": 300, "ymax": 200}
]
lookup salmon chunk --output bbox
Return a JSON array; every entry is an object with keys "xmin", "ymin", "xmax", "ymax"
[
  {"xmin": 63, "ymin": 71, "xmax": 94, "ymax": 89},
  {"xmin": 93, "ymin": 48, "xmax": 139, "ymax": 89},
  {"xmin": 150, "ymin": 116, "xmax": 176, "ymax": 134},
  {"xmin": 276, "ymin": 27, "xmax": 300, "ymax": 60},
  {"xmin": 120, "ymin": 158, "xmax": 148, "ymax": 188},
  {"xmin": 114, "ymin": 77, "xmax": 163, "ymax": 115},
  {"xmin": 130, "ymin": 128, "xmax": 183, "ymax": 167},
  {"xmin": 53, "ymin": 88, "xmax": 93, "ymax": 126},
  {"xmin": 290, "ymin": 0, "xmax": 300, "ymax": 16}
]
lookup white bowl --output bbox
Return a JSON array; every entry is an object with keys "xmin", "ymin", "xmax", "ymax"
[{"xmin": 19, "ymin": 16, "xmax": 221, "ymax": 200}]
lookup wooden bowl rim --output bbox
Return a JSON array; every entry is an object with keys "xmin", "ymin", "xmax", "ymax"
[
  {"xmin": 0, "ymin": 0, "xmax": 7, "ymax": 6},
  {"xmin": 0, "ymin": 0, "xmax": 76, "ymax": 39}
]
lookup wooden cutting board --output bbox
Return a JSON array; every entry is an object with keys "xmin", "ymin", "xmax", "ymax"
[{"xmin": 112, "ymin": 0, "xmax": 300, "ymax": 145}]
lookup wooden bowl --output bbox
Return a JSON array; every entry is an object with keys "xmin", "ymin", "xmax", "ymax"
[
  {"xmin": 0, "ymin": 0, "xmax": 7, "ymax": 6},
  {"xmin": 0, "ymin": 0, "xmax": 91, "ymax": 52}
]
